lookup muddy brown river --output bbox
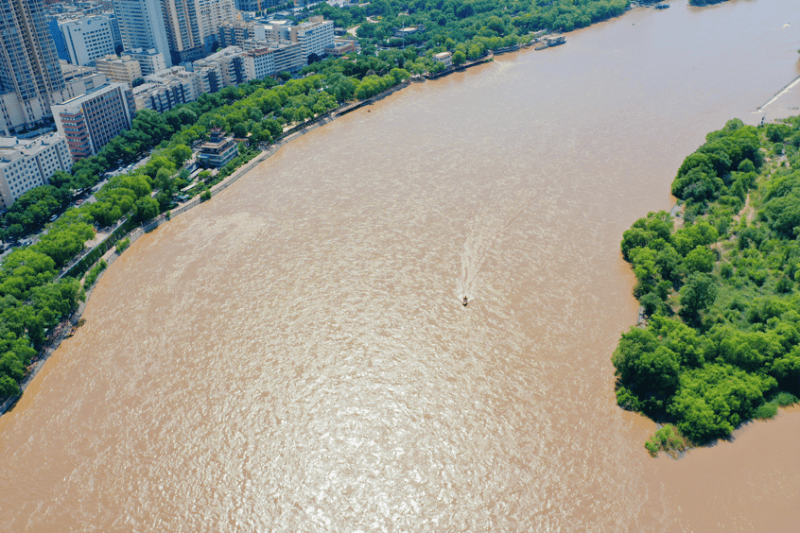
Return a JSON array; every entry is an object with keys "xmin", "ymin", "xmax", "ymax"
[{"xmin": 1, "ymin": 1, "xmax": 799, "ymax": 531}]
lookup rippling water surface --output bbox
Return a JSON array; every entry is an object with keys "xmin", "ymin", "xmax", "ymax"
[{"xmin": 1, "ymin": 1, "xmax": 799, "ymax": 531}]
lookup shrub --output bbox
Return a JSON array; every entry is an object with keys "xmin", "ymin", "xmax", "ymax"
[
  {"xmin": 645, "ymin": 424, "xmax": 687, "ymax": 458},
  {"xmin": 752, "ymin": 402, "xmax": 778, "ymax": 419},
  {"xmin": 84, "ymin": 260, "xmax": 108, "ymax": 288},
  {"xmin": 200, "ymin": 190, "xmax": 212, "ymax": 202},
  {"xmin": 115, "ymin": 238, "xmax": 130, "ymax": 254},
  {"xmin": 772, "ymin": 392, "xmax": 799, "ymax": 407}
]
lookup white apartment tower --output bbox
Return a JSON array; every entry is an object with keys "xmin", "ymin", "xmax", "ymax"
[
  {"xmin": 112, "ymin": 0, "xmax": 173, "ymax": 68},
  {"xmin": 60, "ymin": 16, "xmax": 117, "ymax": 66},
  {"xmin": 0, "ymin": 133, "xmax": 73, "ymax": 209},
  {"xmin": 290, "ymin": 17, "xmax": 334, "ymax": 61}
]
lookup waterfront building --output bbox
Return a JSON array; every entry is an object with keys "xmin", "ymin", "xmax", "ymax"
[
  {"xmin": 95, "ymin": 55, "xmax": 143, "ymax": 85},
  {"xmin": 270, "ymin": 41, "xmax": 304, "ymax": 74},
  {"xmin": 111, "ymin": 0, "xmax": 172, "ymax": 68},
  {"xmin": 0, "ymin": 0, "xmax": 66, "ymax": 111},
  {"xmin": 51, "ymin": 83, "xmax": 135, "ymax": 161},
  {"xmin": 239, "ymin": 40, "xmax": 304, "ymax": 78},
  {"xmin": 60, "ymin": 15, "xmax": 117, "ymax": 66},
  {"xmin": 434, "ymin": 51, "xmax": 453, "ymax": 68},
  {"xmin": 242, "ymin": 47, "xmax": 275, "ymax": 81},
  {"xmin": 146, "ymin": 67, "xmax": 204, "ymax": 100},
  {"xmin": 197, "ymin": 128, "xmax": 238, "ymax": 168},
  {"xmin": 133, "ymin": 81, "xmax": 188, "ymax": 113},
  {"xmin": 235, "ymin": 0, "xmax": 283, "ymax": 10},
  {"xmin": 0, "ymin": 133, "xmax": 73, "ymax": 209},
  {"xmin": 290, "ymin": 17, "xmax": 334, "ymax": 61}
]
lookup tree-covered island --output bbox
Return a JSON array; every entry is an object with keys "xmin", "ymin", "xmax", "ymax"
[{"xmin": 614, "ymin": 117, "xmax": 800, "ymax": 457}]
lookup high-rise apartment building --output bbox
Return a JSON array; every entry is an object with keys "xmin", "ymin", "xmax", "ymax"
[
  {"xmin": 51, "ymin": 83, "xmax": 136, "ymax": 161},
  {"xmin": 49, "ymin": 17, "xmax": 73, "ymax": 61},
  {"xmin": 112, "ymin": 0, "xmax": 172, "ymax": 68},
  {"xmin": 161, "ymin": 0, "xmax": 236, "ymax": 64},
  {"xmin": 0, "ymin": 0, "xmax": 66, "ymax": 108},
  {"xmin": 0, "ymin": 133, "xmax": 73, "ymax": 209},
  {"xmin": 106, "ymin": 13, "xmax": 124, "ymax": 52},
  {"xmin": 290, "ymin": 16, "xmax": 334, "ymax": 61},
  {"xmin": 60, "ymin": 16, "xmax": 117, "ymax": 66}
]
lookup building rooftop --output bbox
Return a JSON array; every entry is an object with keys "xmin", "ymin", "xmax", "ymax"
[
  {"xmin": 0, "ymin": 133, "xmax": 66, "ymax": 163},
  {"xmin": 54, "ymin": 81, "xmax": 132, "ymax": 108}
]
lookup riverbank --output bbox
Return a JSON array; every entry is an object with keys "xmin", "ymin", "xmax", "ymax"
[
  {"xmin": 0, "ymin": 56, "xmax": 494, "ymax": 416},
  {"xmin": 2, "ymin": 0, "xmax": 799, "ymax": 529}
]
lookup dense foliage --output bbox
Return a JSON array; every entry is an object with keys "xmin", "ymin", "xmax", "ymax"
[
  {"xmin": 312, "ymin": 0, "xmax": 629, "ymax": 61},
  {"xmin": 614, "ymin": 117, "xmax": 800, "ymax": 451}
]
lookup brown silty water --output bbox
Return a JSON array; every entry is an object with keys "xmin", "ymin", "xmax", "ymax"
[{"xmin": 1, "ymin": 0, "xmax": 799, "ymax": 531}]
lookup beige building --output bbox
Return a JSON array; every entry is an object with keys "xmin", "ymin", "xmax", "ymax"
[
  {"xmin": 325, "ymin": 39, "xmax": 356, "ymax": 57},
  {"xmin": 290, "ymin": 16, "xmax": 335, "ymax": 60},
  {"xmin": 0, "ymin": 133, "xmax": 73, "ymax": 209},
  {"xmin": 240, "ymin": 40, "xmax": 304, "ymax": 76},
  {"xmin": 218, "ymin": 20, "xmax": 266, "ymax": 47},
  {"xmin": 434, "ymin": 51, "xmax": 453, "ymax": 68},
  {"xmin": 135, "ymin": 66, "xmax": 205, "ymax": 112},
  {"xmin": 95, "ymin": 55, "xmax": 143, "ymax": 85}
]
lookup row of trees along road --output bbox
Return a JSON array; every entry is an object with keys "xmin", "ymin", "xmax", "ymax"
[{"xmin": 0, "ymin": 63, "xmax": 419, "ymax": 399}]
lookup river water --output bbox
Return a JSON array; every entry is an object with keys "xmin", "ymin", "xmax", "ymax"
[{"xmin": 1, "ymin": 1, "xmax": 799, "ymax": 531}]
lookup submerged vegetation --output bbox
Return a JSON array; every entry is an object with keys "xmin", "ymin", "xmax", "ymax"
[
  {"xmin": 614, "ymin": 116, "xmax": 800, "ymax": 455},
  {"xmin": 644, "ymin": 424, "xmax": 687, "ymax": 458}
]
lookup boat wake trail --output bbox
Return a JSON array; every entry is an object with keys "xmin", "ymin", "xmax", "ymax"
[{"xmin": 460, "ymin": 178, "xmax": 557, "ymax": 300}]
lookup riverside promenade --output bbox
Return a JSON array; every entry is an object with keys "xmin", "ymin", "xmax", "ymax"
[{"xmin": 0, "ymin": 79, "xmax": 415, "ymax": 416}]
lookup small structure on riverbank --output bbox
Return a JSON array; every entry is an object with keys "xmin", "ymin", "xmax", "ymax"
[
  {"xmin": 434, "ymin": 51, "xmax": 453, "ymax": 68},
  {"xmin": 197, "ymin": 128, "xmax": 239, "ymax": 169},
  {"xmin": 535, "ymin": 35, "xmax": 566, "ymax": 50}
]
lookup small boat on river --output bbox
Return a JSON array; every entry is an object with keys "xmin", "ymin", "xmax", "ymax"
[{"xmin": 463, "ymin": 296, "xmax": 468, "ymax": 307}]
